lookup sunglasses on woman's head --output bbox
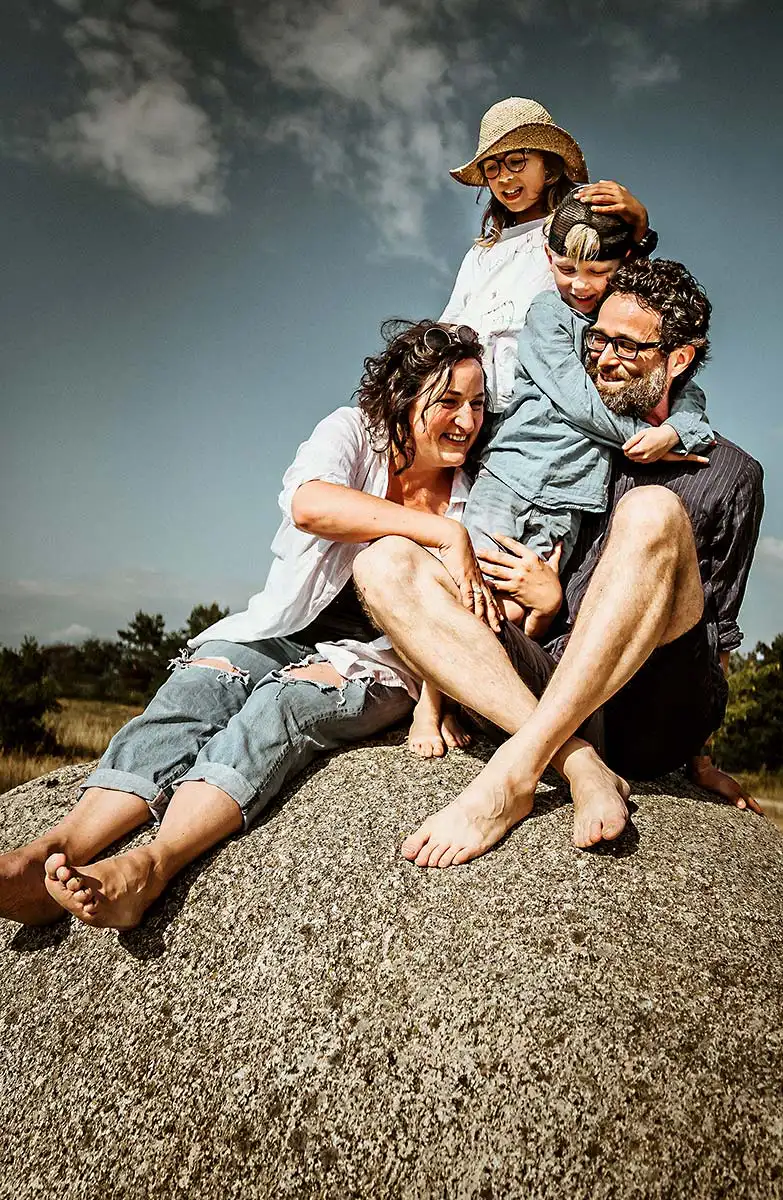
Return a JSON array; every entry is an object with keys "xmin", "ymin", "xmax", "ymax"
[{"xmin": 421, "ymin": 324, "xmax": 480, "ymax": 353}]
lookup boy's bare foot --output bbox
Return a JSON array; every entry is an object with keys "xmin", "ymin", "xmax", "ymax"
[
  {"xmin": 44, "ymin": 848, "xmax": 167, "ymax": 930},
  {"xmin": 571, "ymin": 759, "xmax": 631, "ymax": 848},
  {"xmin": 0, "ymin": 846, "xmax": 65, "ymax": 925},
  {"xmin": 401, "ymin": 745, "xmax": 536, "ymax": 868},
  {"xmin": 440, "ymin": 710, "xmax": 472, "ymax": 751},
  {"xmin": 408, "ymin": 708, "xmax": 472, "ymax": 759}
]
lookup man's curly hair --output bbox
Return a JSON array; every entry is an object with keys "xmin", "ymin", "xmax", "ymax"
[
  {"xmin": 609, "ymin": 258, "xmax": 712, "ymax": 388},
  {"xmin": 355, "ymin": 319, "xmax": 489, "ymax": 474}
]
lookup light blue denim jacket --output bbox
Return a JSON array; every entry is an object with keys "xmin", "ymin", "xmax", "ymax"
[{"xmin": 483, "ymin": 291, "xmax": 714, "ymax": 514}]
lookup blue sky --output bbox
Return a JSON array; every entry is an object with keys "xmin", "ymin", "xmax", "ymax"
[{"xmin": 1, "ymin": 0, "xmax": 781, "ymax": 649}]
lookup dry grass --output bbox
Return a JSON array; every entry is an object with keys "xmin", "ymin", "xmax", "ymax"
[
  {"xmin": 0, "ymin": 698, "xmax": 142, "ymax": 796},
  {"xmin": 736, "ymin": 770, "xmax": 783, "ymax": 832}
]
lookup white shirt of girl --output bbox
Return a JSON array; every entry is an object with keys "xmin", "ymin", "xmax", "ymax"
[
  {"xmin": 440, "ymin": 216, "xmax": 555, "ymax": 411},
  {"xmin": 189, "ymin": 406, "xmax": 470, "ymax": 698}
]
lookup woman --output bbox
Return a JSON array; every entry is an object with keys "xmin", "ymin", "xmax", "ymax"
[
  {"xmin": 441, "ymin": 96, "xmax": 654, "ymax": 409},
  {"xmin": 0, "ymin": 320, "xmax": 496, "ymax": 931}
]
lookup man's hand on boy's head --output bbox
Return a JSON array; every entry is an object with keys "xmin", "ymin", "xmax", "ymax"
[{"xmin": 573, "ymin": 180, "xmax": 648, "ymax": 242}]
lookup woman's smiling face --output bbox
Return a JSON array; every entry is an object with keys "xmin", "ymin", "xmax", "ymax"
[{"xmin": 408, "ymin": 358, "xmax": 486, "ymax": 469}]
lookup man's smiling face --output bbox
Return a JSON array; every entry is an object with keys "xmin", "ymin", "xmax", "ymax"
[{"xmin": 586, "ymin": 293, "xmax": 669, "ymax": 418}]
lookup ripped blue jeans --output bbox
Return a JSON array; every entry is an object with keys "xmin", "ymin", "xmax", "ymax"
[{"xmin": 83, "ymin": 638, "xmax": 412, "ymax": 830}]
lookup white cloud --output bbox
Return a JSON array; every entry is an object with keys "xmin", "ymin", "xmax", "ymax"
[
  {"xmin": 606, "ymin": 26, "xmax": 682, "ymax": 93},
  {"xmin": 47, "ymin": 2, "xmax": 227, "ymax": 215},
  {"xmin": 47, "ymin": 623, "xmax": 93, "ymax": 644},
  {"xmin": 758, "ymin": 537, "xmax": 783, "ymax": 565},
  {"xmin": 236, "ymin": 0, "xmax": 492, "ymax": 258}
]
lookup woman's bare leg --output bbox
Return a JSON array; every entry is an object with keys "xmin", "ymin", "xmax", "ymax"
[{"xmin": 44, "ymin": 781, "xmax": 243, "ymax": 930}]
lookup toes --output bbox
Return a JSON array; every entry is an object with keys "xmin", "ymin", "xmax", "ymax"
[
  {"xmin": 65, "ymin": 875, "xmax": 84, "ymax": 893},
  {"xmin": 437, "ymin": 845, "xmax": 460, "ymax": 869},
  {"xmin": 426, "ymin": 843, "xmax": 447, "ymax": 868},
  {"xmin": 451, "ymin": 845, "xmax": 475, "ymax": 866},
  {"xmin": 414, "ymin": 839, "xmax": 438, "ymax": 868},
  {"xmin": 45, "ymin": 853, "xmax": 68, "ymax": 881},
  {"xmin": 602, "ymin": 818, "xmax": 627, "ymax": 842},
  {"xmin": 401, "ymin": 831, "xmax": 429, "ymax": 861}
]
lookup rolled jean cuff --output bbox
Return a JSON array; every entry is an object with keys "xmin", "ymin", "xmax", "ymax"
[
  {"xmin": 80, "ymin": 768, "xmax": 165, "ymax": 820},
  {"xmin": 174, "ymin": 762, "xmax": 257, "ymax": 827}
]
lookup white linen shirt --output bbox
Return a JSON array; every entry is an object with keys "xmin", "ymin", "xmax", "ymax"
[
  {"xmin": 189, "ymin": 406, "xmax": 471, "ymax": 698},
  {"xmin": 440, "ymin": 216, "xmax": 555, "ymax": 411}
]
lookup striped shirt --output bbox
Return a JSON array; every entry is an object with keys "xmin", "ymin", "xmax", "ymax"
[{"xmin": 550, "ymin": 434, "xmax": 765, "ymax": 656}]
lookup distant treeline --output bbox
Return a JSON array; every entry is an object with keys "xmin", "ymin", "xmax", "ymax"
[
  {"xmin": 712, "ymin": 635, "xmax": 783, "ymax": 773},
  {"xmin": 0, "ymin": 604, "xmax": 227, "ymax": 753},
  {"xmin": 0, "ymin": 610, "xmax": 781, "ymax": 773}
]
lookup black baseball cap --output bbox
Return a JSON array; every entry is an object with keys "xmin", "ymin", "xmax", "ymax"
[{"xmin": 547, "ymin": 191, "xmax": 636, "ymax": 261}]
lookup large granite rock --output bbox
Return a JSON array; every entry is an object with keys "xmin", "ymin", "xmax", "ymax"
[{"xmin": 2, "ymin": 737, "xmax": 783, "ymax": 1199}]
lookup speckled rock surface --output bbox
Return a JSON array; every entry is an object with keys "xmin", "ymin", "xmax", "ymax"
[{"xmin": 2, "ymin": 737, "xmax": 783, "ymax": 1199}]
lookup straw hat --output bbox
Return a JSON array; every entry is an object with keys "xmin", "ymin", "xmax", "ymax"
[{"xmin": 450, "ymin": 97, "xmax": 588, "ymax": 187}]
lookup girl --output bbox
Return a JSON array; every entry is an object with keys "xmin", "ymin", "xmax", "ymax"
[
  {"xmin": 440, "ymin": 96, "xmax": 654, "ymax": 411},
  {"xmin": 0, "ymin": 321, "xmax": 495, "ymax": 930}
]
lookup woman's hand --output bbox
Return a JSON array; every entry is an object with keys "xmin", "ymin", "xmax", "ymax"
[
  {"xmin": 438, "ymin": 521, "xmax": 502, "ymax": 633},
  {"xmin": 478, "ymin": 535, "xmax": 563, "ymax": 639},
  {"xmin": 573, "ymin": 180, "xmax": 648, "ymax": 242}
]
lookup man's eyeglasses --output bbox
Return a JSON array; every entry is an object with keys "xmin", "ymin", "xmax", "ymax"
[
  {"xmin": 585, "ymin": 329, "xmax": 663, "ymax": 361},
  {"xmin": 422, "ymin": 324, "xmax": 480, "ymax": 353},
  {"xmin": 480, "ymin": 150, "xmax": 530, "ymax": 181}
]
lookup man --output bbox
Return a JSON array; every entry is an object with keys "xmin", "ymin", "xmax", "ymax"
[{"xmin": 353, "ymin": 259, "xmax": 764, "ymax": 867}]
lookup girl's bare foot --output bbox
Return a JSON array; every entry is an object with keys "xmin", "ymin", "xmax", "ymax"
[
  {"xmin": 402, "ymin": 745, "xmax": 536, "ymax": 868},
  {"xmin": 44, "ymin": 848, "xmax": 167, "ymax": 930},
  {"xmin": 0, "ymin": 846, "xmax": 64, "ymax": 925},
  {"xmin": 570, "ymin": 760, "xmax": 631, "ymax": 848}
]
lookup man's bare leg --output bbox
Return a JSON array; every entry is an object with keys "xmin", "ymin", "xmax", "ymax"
[
  {"xmin": 0, "ymin": 787, "xmax": 151, "ymax": 925},
  {"xmin": 353, "ymin": 538, "xmax": 629, "ymax": 863},
  {"xmin": 359, "ymin": 487, "xmax": 702, "ymax": 866},
  {"xmin": 44, "ymin": 781, "xmax": 243, "ymax": 930}
]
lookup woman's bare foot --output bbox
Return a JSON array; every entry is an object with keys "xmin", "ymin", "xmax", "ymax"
[
  {"xmin": 44, "ymin": 848, "xmax": 167, "ymax": 930},
  {"xmin": 570, "ymin": 758, "xmax": 631, "ymax": 848},
  {"xmin": 401, "ymin": 745, "xmax": 536, "ymax": 868},
  {"xmin": 0, "ymin": 845, "xmax": 65, "ymax": 925}
]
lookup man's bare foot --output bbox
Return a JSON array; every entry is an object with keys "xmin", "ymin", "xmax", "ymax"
[
  {"xmin": 408, "ymin": 709, "xmax": 472, "ymax": 759},
  {"xmin": 571, "ymin": 758, "xmax": 631, "ymax": 848},
  {"xmin": 0, "ymin": 845, "xmax": 66, "ymax": 925},
  {"xmin": 401, "ymin": 745, "xmax": 535, "ymax": 868},
  {"xmin": 44, "ymin": 848, "xmax": 167, "ymax": 930}
]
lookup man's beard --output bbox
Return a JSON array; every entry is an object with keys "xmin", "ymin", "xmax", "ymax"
[{"xmin": 587, "ymin": 358, "xmax": 667, "ymax": 418}]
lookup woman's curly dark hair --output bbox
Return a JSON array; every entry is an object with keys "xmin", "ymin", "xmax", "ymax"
[
  {"xmin": 355, "ymin": 319, "xmax": 490, "ymax": 474},
  {"xmin": 610, "ymin": 258, "xmax": 712, "ymax": 388}
]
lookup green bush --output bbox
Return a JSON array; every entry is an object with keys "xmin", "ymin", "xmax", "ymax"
[
  {"xmin": 713, "ymin": 635, "xmax": 783, "ymax": 773},
  {"xmin": 0, "ymin": 637, "xmax": 61, "ymax": 753}
]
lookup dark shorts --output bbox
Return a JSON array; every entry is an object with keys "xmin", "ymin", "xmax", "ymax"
[{"xmin": 492, "ymin": 615, "xmax": 728, "ymax": 780}]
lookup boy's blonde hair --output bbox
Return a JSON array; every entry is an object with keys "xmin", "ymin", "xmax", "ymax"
[{"xmin": 542, "ymin": 215, "xmax": 601, "ymax": 264}]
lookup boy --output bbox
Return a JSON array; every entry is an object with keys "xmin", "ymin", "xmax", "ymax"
[{"xmin": 464, "ymin": 192, "xmax": 714, "ymax": 626}]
